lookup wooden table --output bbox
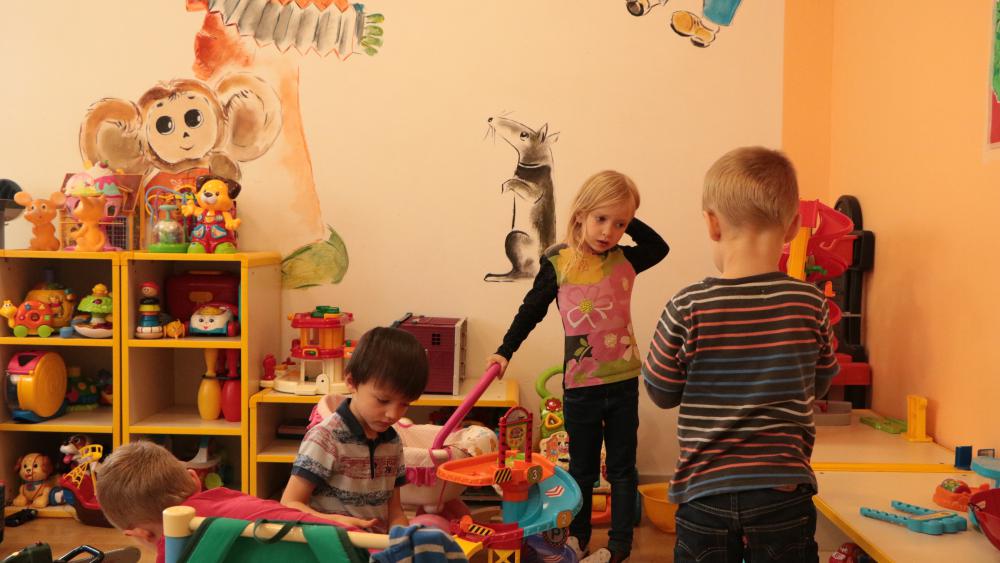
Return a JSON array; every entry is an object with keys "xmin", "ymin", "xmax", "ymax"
[{"xmin": 812, "ymin": 410, "xmax": 955, "ymax": 471}]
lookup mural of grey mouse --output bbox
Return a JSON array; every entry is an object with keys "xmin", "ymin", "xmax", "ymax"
[{"xmin": 484, "ymin": 115, "xmax": 558, "ymax": 282}]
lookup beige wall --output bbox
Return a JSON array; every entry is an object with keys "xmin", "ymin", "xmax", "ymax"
[
  {"xmin": 1, "ymin": 1, "xmax": 786, "ymax": 478},
  {"xmin": 784, "ymin": 1, "xmax": 1000, "ymax": 451}
]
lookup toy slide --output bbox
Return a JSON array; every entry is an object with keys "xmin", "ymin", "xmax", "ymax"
[{"xmin": 505, "ymin": 464, "xmax": 582, "ymax": 537}]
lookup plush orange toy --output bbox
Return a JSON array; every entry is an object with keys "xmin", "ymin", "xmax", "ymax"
[
  {"xmin": 14, "ymin": 191, "xmax": 66, "ymax": 251},
  {"xmin": 69, "ymin": 195, "xmax": 108, "ymax": 252},
  {"xmin": 12, "ymin": 452, "xmax": 54, "ymax": 508}
]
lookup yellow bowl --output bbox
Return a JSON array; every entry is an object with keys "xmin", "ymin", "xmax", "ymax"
[{"xmin": 638, "ymin": 482, "xmax": 677, "ymax": 533}]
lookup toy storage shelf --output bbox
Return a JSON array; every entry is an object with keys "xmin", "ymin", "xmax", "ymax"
[
  {"xmin": 0, "ymin": 337, "xmax": 113, "ymax": 347},
  {"xmin": 121, "ymin": 251, "xmax": 281, "ymax": 493},
  {"xmin": 248, "ymin": 380, "xmax": 519, "ymax": 498},
  {"xmin": 0, "ymin": 251, "xmax": 121, "ymax": 517}
]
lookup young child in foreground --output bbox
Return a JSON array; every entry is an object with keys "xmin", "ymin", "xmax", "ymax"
[
  {"xmin": 281, "ymin": 326, "xmax": 429, "ymax": 533},
  {"xmin": 642, "ymin": 146, "xmax": 839, "ymax": 563}
]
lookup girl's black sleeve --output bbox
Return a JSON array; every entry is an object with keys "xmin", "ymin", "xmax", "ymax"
[
  {"xmin": 495, "ymin": 258, "xmax": 559, "ymax": 360},
  {"xmin": 621, "ymin": 217, "xmax": 669, "ymax": 274}
]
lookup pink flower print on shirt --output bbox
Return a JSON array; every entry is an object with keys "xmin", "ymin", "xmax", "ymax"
[
  {"xmin": 561, "ymin": 284, "xmax": 615, "ymax": 336},
  {"xmin": 565, "ymin": 356, "xmax": 602, "ymax": 388},
  {"xmin": 589, "ymin": 328, "xmax": 629, "ymax": 362}
]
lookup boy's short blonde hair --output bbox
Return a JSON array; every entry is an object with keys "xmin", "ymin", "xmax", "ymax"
[
  {"xmin": 94, "ymin": 441, "xmax": 198, "ymax": 529},
  {"xmin": 703, "ymin": 146, "xmax": 799, "ymax": 230}
]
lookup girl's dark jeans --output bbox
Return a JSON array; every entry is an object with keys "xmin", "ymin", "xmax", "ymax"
[{"xmin": 563, "ymin": 377, "xmax": 639, "ymax": 556}]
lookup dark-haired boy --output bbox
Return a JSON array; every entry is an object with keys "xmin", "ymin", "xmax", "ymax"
[{"xmin": 281, "ymin": 326, "xmax": 430, "ymax": 533}]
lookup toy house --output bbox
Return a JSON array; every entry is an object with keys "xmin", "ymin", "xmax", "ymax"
[{"xmin": 394, "ymin": 314, "xmax": 467, "ymax": 394}]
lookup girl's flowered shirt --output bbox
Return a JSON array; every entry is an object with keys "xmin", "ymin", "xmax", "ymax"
[{"xmin": 496, "ymin": 218, "xmax": 668, "ymax": 389}]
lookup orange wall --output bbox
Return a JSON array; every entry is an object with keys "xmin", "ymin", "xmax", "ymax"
[{"xmin": 784, "ymin": 1, "xmax": 1000, "ymax": 451}]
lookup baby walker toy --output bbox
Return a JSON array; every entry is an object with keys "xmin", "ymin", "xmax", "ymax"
[
  {"xmin": 433, "ymin": 364, "xmax": 584, "ymax": 562},
  {"xmin": 272, "ymin": 306, "xmax": 353, "ymax": 396},
  {"xmin": 5, "ymin": 350, "xmax": 67, "ymax": 422}
]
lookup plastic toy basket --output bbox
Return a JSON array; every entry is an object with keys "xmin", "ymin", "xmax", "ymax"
[
  {"xmin": 638, "ymin": 482, "xmax": 677, "ymax": 533},
  {"xmin": 969, "ymin": 488, "xmax": 1000, "ymax": 551}
]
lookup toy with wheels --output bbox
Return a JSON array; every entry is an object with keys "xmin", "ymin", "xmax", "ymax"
[
  {"xmin": 5, "ymin": 351, "xmax": 67, "ymax": 422},
  {"xmin": 1, "ymin": 274, "xmax": 77, "ymax": 337},
  {"xmin": 188, "ymin": 302, "xmax": 239, "ymax": 337},
  {"xmin": 58, "ymin": 444, "xmax": 113, "ymax": 527},
  {"xmin": 434, "ymin": 365, "xmax": 585, "ymax": 562}
]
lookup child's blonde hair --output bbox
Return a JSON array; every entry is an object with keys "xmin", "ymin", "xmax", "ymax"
[
  {"xmin": 94, "ymin": 441, "xmax": 198, "ymax": 529},
  {"xmin": 703, "ymin": 146, "xmax": 799, "ymax": 230},
  {"xmin": 564, "ymin": 170, "xmax": 640, "ymax": 256}
]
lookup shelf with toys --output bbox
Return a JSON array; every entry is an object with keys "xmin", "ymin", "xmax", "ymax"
[
  {"xmin": 121, "ymin": 251, "xmax": 281, "ymax": 492},
  {"xmin": 0, "ymin": 250, "xmax": 121, "ymax": 521},
  {"xmin": 248, "ymin": 308, "xmax": 518, "ymax": 498}
]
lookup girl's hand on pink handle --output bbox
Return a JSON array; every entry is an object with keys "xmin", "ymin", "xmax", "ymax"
[{"xmin": 486, "ymin": 354, "xmax": 509, "ymax": 379}]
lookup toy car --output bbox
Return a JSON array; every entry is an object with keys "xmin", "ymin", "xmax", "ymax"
[{"xmin": 188, "ymin": 302, "xmax": 239, "ymax": 337}]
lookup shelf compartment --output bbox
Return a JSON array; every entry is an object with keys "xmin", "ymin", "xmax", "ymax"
[
  {"xmin": 0, "ymin": 407, "xmax": 113, "ymax": 433},
  {"xmin": 126, "ymin": 336, "xmax": 242, "ymax": 349},
  {"xmin": 129, "ymin": 405, "xmax": 241, "ymax": 436},
  {"xmin": 257, "ymin": 439, "xmax": 300, "ymax": 463}
]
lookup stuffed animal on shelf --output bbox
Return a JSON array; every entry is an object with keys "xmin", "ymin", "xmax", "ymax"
[
  {"xmin": 182, "ymin": 175, "xmax": 241, "ymax": 254},
  {"xmin": 12, "ymin": 452, "xmax": 55, "ymax": 508},
  {"xmin": 69, "ymin": 195, "xmax": 108, "ymax": 252},
  {"xmin": 13, "ymin": 191, "xmax": 66, "ymax": 251}
]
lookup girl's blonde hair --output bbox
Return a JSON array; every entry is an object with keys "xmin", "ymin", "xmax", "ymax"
[{"xmin": 563, "ymin": 170, "xmax": 640, "ymax": 256}]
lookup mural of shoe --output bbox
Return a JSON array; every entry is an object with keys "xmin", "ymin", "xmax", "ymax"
[
  {"xmin": 670, "ymin": 10, "xmax": 717, "ymax": 47},
  {"xmin": 625, "ymin": 0, "xmax": 669, "ymax": 17}
]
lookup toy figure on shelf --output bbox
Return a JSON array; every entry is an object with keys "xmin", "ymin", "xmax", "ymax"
[
  {"xmin": 59, "ymin": 434, "xmax": 94, "ymax": 472},
  {"xmin": 5, "ymin": 350, "xmax": 67, "ymax": 422},
  {"xmin": 197, "ymin": 348, "xmax": 239, "ymax": 421},
  {"xmin": 272, "ymin": 306, "xmax": 353, "ymax": 396},
  {"xmin": 260, "ymin": 354, "xmax": 276, "ymax": 388},
  {"xmin": 13, "ymin": 191, "xmax": 66, "ymax": 251},
  {"xmin": 164, "ymin": 319, "xmax": 187, "ymax": 339},
  {"xmin": 58, "ymin": 444, "xmax": 112, "ymax": 527},
  {"xmin": 68, "ymin": 195, "xmax": 109, "ymax": 252},
  {"xmin": 12, "ymin": 453, "xmax": 55, "ymax": 508},
  {"xmin": 188, "ymin": 302, "xmax": 239, "ymax": 337},
  {"xmin": 71, "ymin": 284, "xmax": 113, "ymax": 338},
  {"xmin": 135, "ymin": 282, "xmax": 165, "ymax": 339},
  {"xmin": 182, "ymin": 175, "xmax": 241, "ymax": 254}
]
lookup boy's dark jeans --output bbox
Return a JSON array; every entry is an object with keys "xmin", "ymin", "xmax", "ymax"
[
  {"xmin": 563, "ymin": 377, "xmax": 639, "ymax": 556},
  {"xmin": 674, "ymin": 484, "xmax": 819, "ymax": 563}
]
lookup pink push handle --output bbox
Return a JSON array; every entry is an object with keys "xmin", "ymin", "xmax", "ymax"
[{"xmin": 432, "ymin": 363, "xmax": 502, "ymax": 450}]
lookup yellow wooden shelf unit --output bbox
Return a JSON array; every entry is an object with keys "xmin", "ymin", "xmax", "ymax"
[
  {"xmin": 248, "ymin": 379, "xmax": 520, "ymax": 497},
  {"xmin": 0, "ymin": 250, "xmax": 122, "ymax": 510},
  {"xmin": 121, "ymin": 251, "xmax": 281, "ymax": 493}
]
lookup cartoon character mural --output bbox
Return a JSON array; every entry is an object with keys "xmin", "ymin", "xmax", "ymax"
[
  {"xmin": 185, "ymin": 0, "xmax": 385, "ymax": 288},
  {"xmin": 626, "ymin": 0, "xmax": 743, "ymax": 48},
  {"xmin": 484, "ymin": 115, "xmax": 558, "ymax": 282},
  {"xmin": 79, "ymin": 74, "xmax": 282, "ymax": 191}
]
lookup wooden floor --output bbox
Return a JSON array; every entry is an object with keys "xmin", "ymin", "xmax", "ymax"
[{"xmin": 0, "ymin": 516, "xmax": 676, "ymax": 562}]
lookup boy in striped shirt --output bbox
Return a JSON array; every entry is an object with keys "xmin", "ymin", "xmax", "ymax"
[{"xmin": 642, "ymin": 147, "xmax": 839, "ymax": 563}]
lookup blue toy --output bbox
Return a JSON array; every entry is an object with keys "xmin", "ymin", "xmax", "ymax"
[{"xmin": 860, "ymin": 500, "xmax": 968, "ymax": 535}]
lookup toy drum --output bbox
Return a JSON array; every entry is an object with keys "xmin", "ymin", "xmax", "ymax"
[{"xmin": 5, "ymin": 351, "xmax": 67, "ymax": 421}]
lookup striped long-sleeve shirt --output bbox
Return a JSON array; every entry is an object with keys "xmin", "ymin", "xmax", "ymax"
[{"xmin": 641, "ymin": 272, "xmax": 839, "ymax": 504}]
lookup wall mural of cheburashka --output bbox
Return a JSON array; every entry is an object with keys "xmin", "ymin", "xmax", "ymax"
[
  {"xmin": 626, "ymin": 0, "xmax": 743, "ymax": 48},
  {"xmin": 484, "ymin": 115, "xmax": 558, "ymax": 283},
  {"xmin": 81, "ymin": 0, "xmax": 385, "ymax": 288}
]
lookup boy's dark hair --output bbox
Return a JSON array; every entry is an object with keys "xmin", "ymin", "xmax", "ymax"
[{"xmin": 346, "ymin": 326, "xmax": 429, "ymax": 400}]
